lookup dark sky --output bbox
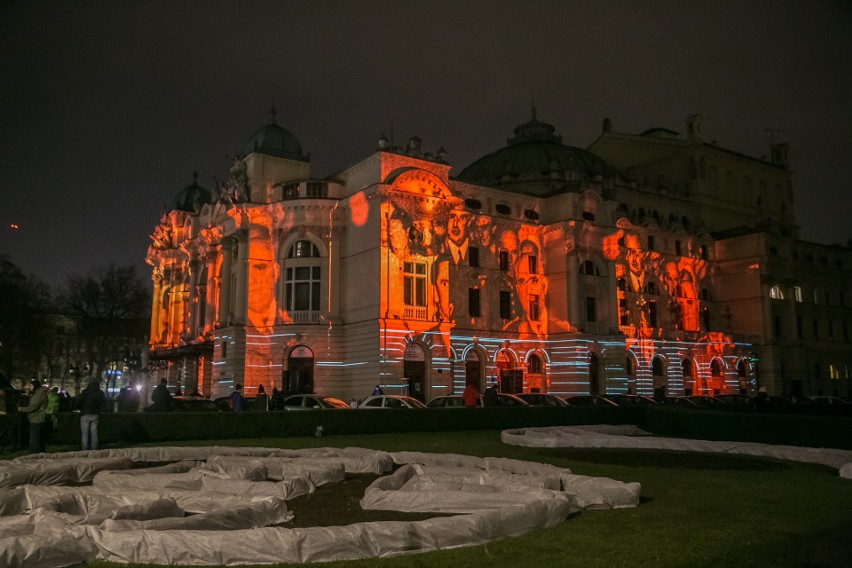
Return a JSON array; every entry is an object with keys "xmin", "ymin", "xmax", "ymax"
[{"xmin": 2, "ymin": 1, "xmax": 851, "ymax": 289}]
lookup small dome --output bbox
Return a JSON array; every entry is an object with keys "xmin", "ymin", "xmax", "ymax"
[
  {"xmin": 241, "ymin": 110, "xmax": 308, "ymax": 161},
  {"xmin": 457, "ymin": 108, "xmax": 618, "ymax": 196},
  {"xmin": 169, "ymin": 172, "xmax": 211, "ymax": 213}
]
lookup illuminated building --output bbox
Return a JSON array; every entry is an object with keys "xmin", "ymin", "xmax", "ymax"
[{"xmin": 147, "ymin": 110, "xmax": 851, "ymax": 400}]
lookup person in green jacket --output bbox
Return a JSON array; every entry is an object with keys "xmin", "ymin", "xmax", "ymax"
[{"xmin": 19, "ymin": 380, "xmax": 48, "ymax": 453}]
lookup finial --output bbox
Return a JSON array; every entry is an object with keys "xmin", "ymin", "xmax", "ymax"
[{"xmin": 269, "ymin": 105, "xmax": 277, "ymax": 123}]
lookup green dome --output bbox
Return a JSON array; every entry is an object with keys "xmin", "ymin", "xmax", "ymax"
[
  {"xmin": 241, "ymin": 113, "xmax": 308, "ymax": 161},
  {"xmin": 169, "ymin": 172, "xmax": 211, "ymax": 213},
  {"xmin": 457, "ymin": 109, "xmax": 618, "ymax": 196}
]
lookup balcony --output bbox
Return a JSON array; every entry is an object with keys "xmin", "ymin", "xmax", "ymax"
[
  {"xmin": 288, "ymin": 311, "xmax": 322, "ymax": 324},
  {"xmin": 280, "ymin": 181, "xmax": 329, "ymax": 200},
  {"xmin": 404, "ymin": 306, "xmax": 428, "ymax": 320}
]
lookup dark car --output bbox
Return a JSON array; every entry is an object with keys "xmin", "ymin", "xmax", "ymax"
[
  {"xmin": 213, "ymin": 396, "xmax": 257, "ymax": 411},
  {"xmin": 147, "ymin": 395, "xmax": 221, "ymax": 412},
  {"xmin": 663, "ymin": 396, "xmax": 699, "ymax": 408},
  {"xmin": 564, "ymin": 395, "xmax": 618, "ymax": 407},
  {"xmin": 515, "ymin": 393, "xmax": 569, "ymax": 407},
  {"xmin": 606, "ymin": 394, "xmax": 658, "ymax": 406},
  {"xmin": 682, "ymin": 395, "xmax": 726, "ymax": 409},
  {"xmin": 715, "ymin": 394, "xmax": 753, "ymax": 405}
]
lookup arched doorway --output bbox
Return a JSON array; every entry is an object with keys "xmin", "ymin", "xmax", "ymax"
[
  {"xmin": 589, "ymin": 353, "xmax": 602, "ymax": 395},
  {"xmin": 403, "ymin": 343, "xmax": 427, "ymax": 402},
  {"xmin": 496, "ymin": 350, "xmax": 522, "ymax": 394},
  {"xmin": 652, "ymin": 356, "xmax": 667, "ymax": 398},
  {"xmin": 709, "ymin": 358, "xmax": 724, "ymax": 394},
  {"xmin": 285, "ymin": 345, "xmax": 314, "ymax": 396},
  {"xmin": 682, "ymin": 358, "xmax": 695, "ymax": 396},
  {"xmin": 526, "ymin": 353, "xmax": 545, "ymax": 393},
  {"xmin": 736, "ymin": 359, "xmax": 749, "ymax": 394},
  {"xmin": 465, "ymin": 349, "xmax": 483, "ymax": 392}
]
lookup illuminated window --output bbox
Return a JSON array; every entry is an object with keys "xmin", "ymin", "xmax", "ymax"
[
  {"xmin": 585, "ymin": 296, "xmax": 597, "ymax": 322},
  {"xmin": 469, "ymin": 247, "xmax": 479, "ymax": 268},
  {"xmin": 769, "ymin": 285, "xmax": 784, "ymax": 300},
  {"xmin": 529, "ymin": 294, "xmax": 540, "ymax": 321},
  {"xmin": 499, "ymin": 291, "xmax": 511, "ymax": 320},
  {"xmin": 288, "ymin": 240, "xmax": 320, "ymax": 258},
  {"xmin": 468, "ymin": 288, "xmax": 481, "ymax": 317},
  {"xmin": 829, "ymin": 364, "xmax": 839, "ymax": 380},
  {"xmin": 286, "ymin": 266, "xmax": 321, "ymax": 312},
  {"xmin": 499, "ymin": 250, "xmax": 509, "ymax": 271},
  {"xmin": 403, "ymin": 262, "xmax": 427, "ymax": 308},
  {"xmin": 793, "ymin": 286, "xmax": 803, "ymax": 302}
]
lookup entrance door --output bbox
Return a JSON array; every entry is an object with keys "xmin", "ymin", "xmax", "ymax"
[
  {"xmin": 403, "ymin": 343, "xmax": 427, "ymax": 402},
  {"xmin": 285, "ymin": 346, "xmax": 315, "ymax": 396},
  {"xmin": 465, "ymin": 350, "xmax": 483, "ymax": 391},
  {"xmin": 589, "ymin": 354, "xmax": 602, "ymax": 394}
]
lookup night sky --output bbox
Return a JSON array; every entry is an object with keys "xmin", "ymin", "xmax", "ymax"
[{"xmin": 2, "ymin": 1, "xmax": 850, "ymax": 289}]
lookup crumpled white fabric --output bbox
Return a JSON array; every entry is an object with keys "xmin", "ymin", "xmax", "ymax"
[
  {"xmin": 501, "ymin": 425, "xmax": 852, "ymax": 479},
  {"xmin": 1, "ymin": 445, "xmax": 637, "ymax": 565}
]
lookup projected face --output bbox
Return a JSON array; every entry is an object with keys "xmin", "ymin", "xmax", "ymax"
[{"xmin": 447, "ymin": 208, "xmax": 470, "ymax": 246}]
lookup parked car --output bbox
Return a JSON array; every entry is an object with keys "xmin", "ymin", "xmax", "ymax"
[
  {"xmin": 564, "ymin": 395, "xmax": 618, "ymax": 407},
  {"xmin": 606, "ymin": 394, "xmax": 657, "ymax": 406},
  {"xmin": 147, "ymin": 395, "xmax": 220, "ymax": 412},
  {"xmin": 426, "ymin": 395, "xmax": 471, "ymax": 408},
  {"xmin": 715, "ymin": 394, "xmax": 753, "ymax": 405},
  {"xmin": 358, "ymin": 395, "xmax": 427, "ymax": 409},
  {"xmin": 213, "ymin": 396, "xmax": 257, "ymax": 411},
  {"xmin": 809, "ymin": 396, "xmax": 849, "ymax": 405},
  {"xmin": 282, "ymin": 394, "xmax": 350, "ymax": 410},
  {"xmin": 427, "ymin": 393, "xmax": 529, "ymax": 408},
  {"xmin": 514, "ymin": 393, "xmax": 566, "ymax": 406},
  {"xmin": 663, "ymin": 396, "xmax": 699, "ymax": 408},
  {"xmin": 681, "ymin": 395, "xmax": 726, "ymax": 409}
]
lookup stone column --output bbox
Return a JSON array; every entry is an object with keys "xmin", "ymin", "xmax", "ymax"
[
  {"xmin": 218, "ymin": 239, "xmax": 234, "ymax": 325},
  {"xmin": 234, "ymin": 231, "xmax": 248, "ymax": 325}
]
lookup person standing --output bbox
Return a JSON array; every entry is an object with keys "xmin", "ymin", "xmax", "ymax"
[
  {"xmin": 19, "ymin": 380, "xmax": 48, "ymax": 453},
  {"xmin": 255, "ymin": 384, "xmax": 269, "ymax": 411},
  {"xmin": 151, "ymin": 378, "xmax": 172, "ymax": 411},
  {"xmin": 229, "ymin": 384, "xmax": 245, "ymax": 412},
  {"xmin": 483, "ymin": 382, "xmax": 499, "ymax": 407},
  {"xmin": 372, "ymin": 385, "xmax": 383, "ymax": 396},
  {"xmin": 462, "ymin": 382, "xmax": 480, "ymax": 408},
  {"xmin": 77, "ymin": 380, "xmax": 107, "ymax": 451}
]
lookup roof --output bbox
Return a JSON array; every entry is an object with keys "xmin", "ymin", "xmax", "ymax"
[
  {"xmin": 168, "ymin": 172, "xmax": 211, "ymax": 213},
  {"xmin": 456, "ymin": 108, "xmax": 618, "ymax": 196},
  {"xmin": 241, "ymin": 110, "xmax": 308, "ymax": 162}
]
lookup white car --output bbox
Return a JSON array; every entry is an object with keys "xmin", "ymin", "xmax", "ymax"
[
  {"xmin": 357, "ymin": 395, "xmax": 427, "ymax": 409},
  {"xmin": 282, "ymin": 394, "xmax": 350, "ymax": 410}
]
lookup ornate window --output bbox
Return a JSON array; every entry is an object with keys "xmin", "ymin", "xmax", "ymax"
[
  {"xmin": 281, "ymin": 239, "xmax": 323, "ymax": 323},
  {"xmin": 403, "ymin": 261, "xmax": 427, "ymax": 319}
]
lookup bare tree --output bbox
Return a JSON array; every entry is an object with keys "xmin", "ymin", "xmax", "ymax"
[
  {"xmin": 59, "ymin": 263, "xmax": 149, "ymax": 394},
  {"xmin": 0, "ymin": 255, "xmax": 53, "ymax": 387}
]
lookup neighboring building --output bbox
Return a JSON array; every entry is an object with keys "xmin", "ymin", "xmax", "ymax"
[{"xmin": 146, "ymin": 109, "xmax": 852, "ymax": 401}]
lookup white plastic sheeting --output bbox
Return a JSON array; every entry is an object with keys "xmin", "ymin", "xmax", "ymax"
[
  {"xmin": 0, "ymin": 445, "xmax": 639, "ymax": 566},
  {"xmin": 501, "ymin": 425, "xmax": 852, "ymax": 478}
]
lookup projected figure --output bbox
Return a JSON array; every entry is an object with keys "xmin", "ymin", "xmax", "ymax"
[
  {"xmin": 510, "ymin": 239, "xmax": 548, "ymax": 339},
  {"xmin": 445, "ymin": 207, "xmax": 470, "ymax": 265}
]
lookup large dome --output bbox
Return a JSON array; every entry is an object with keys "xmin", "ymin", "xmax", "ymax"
[
  {"xmin": 241, "ymin": 112, "xmax": 308, "ymax": 161},
  {"xmin": 169, "ymin": 172, "xmax": 211, "ymax": 213},
  {"xmin": 457, "ymin": 109, "xmax": 618, "ymax": 196}
]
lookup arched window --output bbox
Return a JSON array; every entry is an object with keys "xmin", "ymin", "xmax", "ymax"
[
  {"xmin": 710, "ymin": 359, "xmax": 723, "ymax": 377},
  {"xmin": 769, "ymin": 285, "xmax": 784, "ymax": 300},
  {"xmin": 652, "ymin": 357, "xmax": 666, "ymax": 377},
  {"xmin": 288, "ymin": 240, "xmax": 320, "ymax": 258},
  {"xmin": 528, "ymin": 354, "xmax": 543, "ymax": 374}
]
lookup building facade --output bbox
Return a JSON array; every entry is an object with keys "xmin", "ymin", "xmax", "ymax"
[{"xmin": 146, "ymin": 110, "xmax": 852, "ymax": 401}]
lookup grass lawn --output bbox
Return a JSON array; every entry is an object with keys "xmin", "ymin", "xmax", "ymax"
[{"xmin": 13, "ymin": 429, "xmax": 852, "ymax": 568}]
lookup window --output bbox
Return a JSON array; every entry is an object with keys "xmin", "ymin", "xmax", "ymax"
[
  {"xmin": 617, "ymin": 278, "xmax": 627, "ymax": 291},
  {"xmin": 499, "ymin": 291, "xmax": 511, "ymax": 320},
  {"xmin": 529, "ymin": 294, "xmax": 540, "ymax": 321},
  {"xmin": 580, "ymin": 260, "xmax": 600, "ymax": 276},
  {"xmin": 825, "ymin": 291, "xmax": 831, "ymax": 305},
  {"xmin": 403, "ymin": 262, "xmax": 427, "ymax": 308},
  {"xmin": 285, "ymin": 266, "xmax": 321, "ymax": 311},
  {"xmin": 288, "ymin": 240, "xmax": 320, "ymax": 258},
  {"xmin": 619, "ymin": 299, "xmax": 628, "ymax": 325},
  {"xmin": 796, "ymin": 316, "xmax": 803, "ymax": 338},
  {"xmin": 585, "ymin": 297, "xmax": 597, "ymax": 322},
  {"xmin": 699, "ymin": 288, "xmax": 710, "ymax": 301},
  {"xmin": 221, "ymin": 341, "xmax": 227, "ymax": 359},
  {"xmin": 710, "ymin": 359, "xmax": 723, "ymax": 377},
  {"xmin": 774, "ymin": 316, "xmax": 782, "ymax": 337},
  {"xmin": 675, "ymin": 240, "xmax": 682, "ymax": 256},
  {"xmin": 468, "ymin": 288, "xmax": 481, "ymax": 317},
  {"xmin": 528, "ymin": 354, "xmax": 542, "ymax": 374},
  {"xmin": 644, "ymin": 282, "xmax": 658, "ymax": 295},
  {"xmin": 700, "ymin": 246, "xmax": 708, "ymax": 261},
  {"xmin": 464, "ymin": 198, "xmax": 482, "ymax": 210},
  {"xmin": 646, "ymin": 235, "xmax": 655, "ymax": 251},
  {"xmin": 648, "ymin": 300, "xmax": 658, "ymax": 327},
  {"xmin": 769, "ymin": 285, "xmax": 784, "ymax": 300},
  {"xmin": 468, "ymin": 247, "xmax": 479, "ymax": 267},
  {"xmin": 702, "ymin": 306, "xmax": 710, "ymax": 330},
  {"xmin": 523, "ymin": 209, "xmax": 539, "ymax": 221},
  {"xmin": 793, "ymin": 286, "xmax": 803, "ymax": 302},
  {"xmin": 813, "ymin": 289, "xmax": 819, "ymax": 304},
  {"xmin": 527, "ymin": 255, "xmax": 538, "ymax": 274},
  {"xmin": 829, "ymin": 364, "xmax": 839, "ymax": 380},
  {"xmin": 812, "ymin": 319, "xmax": 819, "ymax": 339},
  {"xmin": 582, "ymin": 211, "xmax": 595, "ymax": 221},
  {"xmin": 495, "ymin": 203, "xmax": 511, "ymax": 215},
  {"xmin": 652, "ymin": 357, "xmax": 665, "ymax": 377},
  {"xmin": 499, "ymin": 250, "xmax": 509, "ymax": 271}
]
